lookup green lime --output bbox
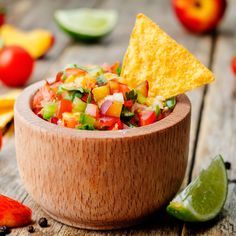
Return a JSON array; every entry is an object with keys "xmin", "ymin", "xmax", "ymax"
[
  {"xmin": 54, "ymin": 8, "xmax": 118, "ymax": 42},
  {"xmin": 167, "ymin": 155, "xmax": 228, "ymax": 222}
]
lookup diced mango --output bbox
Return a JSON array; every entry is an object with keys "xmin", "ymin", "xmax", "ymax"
[
  {"xmin": 106, "ymin": 101, "xmax": 123, "ymax": 118},
  {"xmin": 92, "ymin": 85, "xmax": 110, "ymax": 102}
]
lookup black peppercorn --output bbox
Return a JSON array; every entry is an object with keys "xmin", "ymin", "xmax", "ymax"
[
  {"xmin": 224, "ymin": 161, "xmax": 231, "ymax": 170},
  {"xmin": 27, "ymin": 225, "xmax": 35, "ymax": 233},
  {"xmin": 38, "ymin": 217, "xmax": 48, "ymax": 228},
  {"xmin": 0, "ymin": 226, "xmax": 11, "ymax": 235}
]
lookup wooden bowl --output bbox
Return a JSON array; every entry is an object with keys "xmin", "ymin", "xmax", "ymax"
[{"xmin": 14, "ymin": 81, "xmax": 191, "ymax": 230}]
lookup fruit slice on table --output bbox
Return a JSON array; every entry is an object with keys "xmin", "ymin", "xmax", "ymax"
[
  {"xmin": 167, "ymin": 155, "xmax": 228, "ymax": 222},
  {"xmin": 0, "ymin": 89, "xmax": 22, "ymax": 109},
  {"xmin": 0, "ymin": 194, "xmax": 32, "ymax": 227},
  {"xmin": 0, "ymin": 24, "xmax": 54, "ymax": 59},
  {"xmin": 54, "ymin": 8, "xmax": 118, "ymax": 42},
  {"xmin": 121, "ymin": 14, "xmax": 215, "ymax": 104}
]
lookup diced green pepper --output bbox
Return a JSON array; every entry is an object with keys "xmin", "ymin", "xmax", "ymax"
[
  {"xmin": 77, "ymin": 124, "xmax": 95, "ymax": 130},
  {"xmin": 155, "ymin": 105, "xmax": 160, "ymax": 116},
  {"xmin": 166, "ymin": 97, "xmax": 176, "ymax": 109},
  {"xmin": 137, "ymin": 91, "xmax": 146, "ymax": 104},
  {"xmin": 79, "ymin": 113, "xmax": 96, "ymax": 126},
  {"xmin": 73, "ymin": 97, "xmax": 87, "ymax": 112},
  {"xmin": 43, "ymin": 102, "xmax": 57, "ymax": 120}
]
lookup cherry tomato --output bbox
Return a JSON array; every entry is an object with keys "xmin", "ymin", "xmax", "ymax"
[
  {"xmin": 231, "ymin": 57, "xmax": 236, "ymax": 76},
  {"xmin": 0, "ymin": 46, "xmax": 34, "ymax": 87},
  {"xmin": 138, "ymin": 110, "xmax": 156, "ymax": 126}
]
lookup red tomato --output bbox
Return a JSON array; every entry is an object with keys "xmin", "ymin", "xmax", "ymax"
[
  {"xmin": 138, "ymin": 110, "xmax": 156, "ymax": 126},
  {"xmin": 119, "ymin": 83, "xmax": 130, "ymax": 95},
  {"xmin": 0, "ymin": 130, "xmax": 2, "ymax": 151},
  {"xmin": 57, "ymin": 99, "xmax": 73, "ymax": 118},
  {"xmin": 108, "ymin": 119, "xmax": 123, "ymax": 130},
  {"xmin": 124, "ymin": 100, "xmax": 133, "ymax": 108},
  {"xmin": 32, "ymin": 84, "xmax": 56, "ymax": 109},
  {"xmin": 231, "ymin": 57, "xmax": 236, "ymax": 76},
  {"xmin": 65, "ymin": 68, "xmax": 86, "ymax": 77},
  {"xmin": 0, "ymin": 46, "xmax": 34, "ymax": 87},
  {"xmin": 95, "ymin": 116, "xmax": 119, "ymax": 129}
]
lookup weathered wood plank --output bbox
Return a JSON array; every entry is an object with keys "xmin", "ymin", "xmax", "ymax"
[{"xmin": 183, "ymin": 0, "xmax": 236, "ymax": 235}]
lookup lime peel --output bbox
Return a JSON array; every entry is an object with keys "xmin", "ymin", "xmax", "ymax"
[
  {"xmin": 167, "ymin": 155, "xmax": 228, "ymax": 222},
  {"xmin": 54, "ymin": 8, "xmax": 118, "ymax": 41}
]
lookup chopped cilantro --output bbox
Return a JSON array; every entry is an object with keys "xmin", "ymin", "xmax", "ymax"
[
  {"xmin": 125, "ymin": 89, "xmax": 137, "ymax": 101},
  {"xmin": 96, "ymin": 74, "xmax": 107, "ymax": 86},
  {"xmin": 121, "ymin": 108, "xmax": 134, "ymax": 119},
  {"xmin": 116, "ymin": 66, "xmax": 121, "ymax": 76}
]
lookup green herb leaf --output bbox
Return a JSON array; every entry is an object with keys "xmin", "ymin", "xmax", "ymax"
[
  {"xmin": 155, "ymin": 105, "xmax": 160, "ymax": 116},
  {"xmin": 125, "ymin": 89, "xmax": 137, "ymax": 101},
  {"xmin": 121, "ymin": 108, "xmax": 134, "ymax": 119},
  {"xmin": 125, "ymin": 122, "xmax": 137, "ymax": 128},
  {"xmin": 96, "ymin": 74, "xmax": 108, "ymax": 86},
  {"xmin": 116, "ymin": 66, "xmax": 121, "ymax": 76}
]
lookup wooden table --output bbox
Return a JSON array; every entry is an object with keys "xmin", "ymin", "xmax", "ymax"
[{"xmin": 0, "ymin": 0, "xmax": 236, "ymax": 235}]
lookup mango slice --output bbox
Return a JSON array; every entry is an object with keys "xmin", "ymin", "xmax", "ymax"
[{"xmin": 0, "ymin": 24, "xmax": 54, "ymax": 59}]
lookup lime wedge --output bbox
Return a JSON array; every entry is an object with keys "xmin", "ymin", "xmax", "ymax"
[
  {"xmin": 167, "ymin": 155, "xmax": 228, "ymax": 222},
  {"xmin": 54, "ymin": 8, "xmax": 118, "ymax": 42}
]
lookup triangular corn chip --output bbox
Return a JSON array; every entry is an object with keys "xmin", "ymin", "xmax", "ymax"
[
  {"xmin": 0, "ymin": 108, "xmax": 14, "ymax": 129},
  {"xmin": 121, "ymin": 14, "xmax": 215, "ymax": 100},
  {"xmin": 0, "ymin": 89, "xmax": 22, "ymax": 109}
]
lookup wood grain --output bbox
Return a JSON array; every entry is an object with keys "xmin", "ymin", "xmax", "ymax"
[
  {"xmin": 182, "ymin": 0, "xmax": 236, "ymax": 235},
  {"xmin": 14, "ymin": 82, "xmax": 191, "ymax": 230}
]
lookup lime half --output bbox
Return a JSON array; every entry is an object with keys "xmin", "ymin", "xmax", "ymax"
[
  {"xmin": 54, "ymin": 8, "xmax": 118, "ymax": 42},
  {"xmin": 167, "ymin": 155, "xmax": 228, "ymax": 222}
]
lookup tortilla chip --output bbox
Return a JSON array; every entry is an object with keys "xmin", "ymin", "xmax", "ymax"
[
  {"xmin": 0, "ymin": 108, "xmax": 14, "ymax": 129},
  {"xmin": 121, "ymin": 13, "xmax": 215, "ymax": 100},
  {"xmin": 0, "ymin": 89, "xmax": 22, "ymax": 109}
]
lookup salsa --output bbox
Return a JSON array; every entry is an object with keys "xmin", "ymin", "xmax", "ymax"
[{"xmin": 32, "ymin": 63, "xmax": 176, "ymax": 130}]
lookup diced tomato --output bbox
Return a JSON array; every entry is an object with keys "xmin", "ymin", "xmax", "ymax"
[
  {"xmin": 138, "ymin": 110, "xmax": 156, "ymax": 126},
  {"xmin": 110, "ymin": 62, "xmax": 120, "ymax": 74},
  {"xmin": 55, "ymin": 71, "xmax": 63, "ymax": 82},
  {"xmin": 108, "ymin": 119, "xmax": 123, "ymax": 130},
  {"xmin": 157, "ymin": 112, "xmax": 165, "ymax": 121},
  {"xmin": 119, "ymin": 83, "xmax": 130, "ymax": 95},
  {"xmin": 124, "ymin": 100, "xmax": 134, "ymax": 108},
  {"xmin": 65, "ymin": 68, "xmax": 86, "ymax": 77},
  {"xmin": 33, "ymin": 108, "xmax": 43, "ymax": 119},
  {"xmin": 85, "ymin": 104, "xmax": 99, "ymax": 118},
  {"xmin": 57, "ymin": 99, "xmax": 73, "ymax": 119},
  {"xmin": 50, "ymin": 117, "xmax": 59, "ymax": 125},
  {"xmin": 32, "ymin": 84, "xmax": 56, "ymax": 109},
  {"xmin": 95, "ymin": 116, "xmax": 120, "ymax": 129}
]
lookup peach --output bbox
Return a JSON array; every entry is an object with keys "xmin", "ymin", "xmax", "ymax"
[{"xmin": 173, "ymin": 0, "xmax": 227, "ymax": 33}]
